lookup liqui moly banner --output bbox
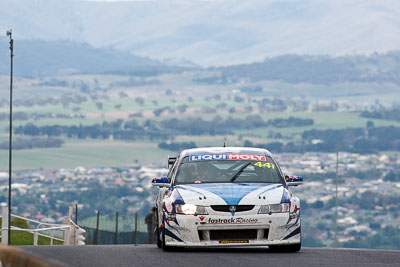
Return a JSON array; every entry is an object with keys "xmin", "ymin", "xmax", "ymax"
[{"xmin": 190, "ymin": 154, "xmax": 266, "ymax": 161}]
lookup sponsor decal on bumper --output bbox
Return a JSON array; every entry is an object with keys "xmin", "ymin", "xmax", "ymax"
[{"xmin": 207, "ymin": 217, "xmax": 258, "ymax": 224}]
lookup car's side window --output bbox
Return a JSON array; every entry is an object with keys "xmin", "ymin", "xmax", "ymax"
[
  {"xmin": 271, "ymin": 156, "xmax": 286, "ymax": 184},
  {"xmin": 168, "ymin": 158, "xmax": 179, "ymax": 183}
]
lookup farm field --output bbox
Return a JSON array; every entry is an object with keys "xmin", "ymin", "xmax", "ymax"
[
  {"xmin": 1, "ymin": 72, "xmax": 400, "ymax": 171},
  {"xmin": 0, "ymin": 139, "xmax": 171, "ymax": 171},
  {"xmin": 1, "ymin": 106, "xmax": 400, "ymax": 171}
]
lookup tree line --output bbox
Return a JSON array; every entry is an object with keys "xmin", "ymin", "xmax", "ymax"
[
  {"xmin": 247, "ymin": 125, "xmax": 400, "ymax": 154},
  {"xmin": 0, "ymin": 112, "xmax": 85, "ymax": 121},
  {"xmin": 159, "ymin": 115, "xmax": 313, "ymax": 135},
  {"xmin": 360, "ymin": 108, "xmax": 400, "ymax": 122},
  {"xmin": 14, "ymin": 120, "xmax": 168, "ymax": 141},
  {"xmin": 217, "ymin": 52, "xmax": 400, "ymax": 85},
  {"xmin": 0, "ymin": 137, "xmax": 64, "ymax": 150},
  {"xmin": 14, "ymin": 116, "xmax": 313, "ymax": 139},
  {"xmin": 158, "ymin": 141, "xmax": 197, "ymax": 151}
]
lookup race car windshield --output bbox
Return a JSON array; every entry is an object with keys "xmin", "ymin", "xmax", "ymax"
[{"xmin": 174, "ymin": 155, "xmax": 283, "ymax": 184}]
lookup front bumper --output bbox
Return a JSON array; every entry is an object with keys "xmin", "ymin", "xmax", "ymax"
[{"xmin": 164, "ymin": 212, "xmax": 301, "ymax": 247}]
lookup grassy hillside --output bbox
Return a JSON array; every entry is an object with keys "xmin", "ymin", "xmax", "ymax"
[{"xmin": 0, "ymin": 218, "xmax": 63, "ymax": 245}]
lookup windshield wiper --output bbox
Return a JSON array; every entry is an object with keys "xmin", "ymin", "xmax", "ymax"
[{"xmin": 230, "ymin": 162, "xmax": 251, "ymax": 182}]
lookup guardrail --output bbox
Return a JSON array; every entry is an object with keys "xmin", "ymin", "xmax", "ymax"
[{"xmin": 0, "ymin": 206, "xmax": 85, "ymax": 246}]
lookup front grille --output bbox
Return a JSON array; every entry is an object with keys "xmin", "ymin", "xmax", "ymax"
[
  {"xmin": 209, "ymin": 229, "xmax": 257, "ymax": 240},
  {"xmin": 211, "ymin": 205, "xmax": 254, "ymax": 212}
]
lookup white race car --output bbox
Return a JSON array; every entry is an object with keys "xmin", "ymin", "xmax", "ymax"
[{"xmin": 152, "ymin": 147, "xmax": 303, "ymax": 252}]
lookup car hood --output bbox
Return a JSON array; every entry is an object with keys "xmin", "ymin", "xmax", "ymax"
[{"xmin": 173, "ymin": 183, "xmax": 285, "ymax": 206}]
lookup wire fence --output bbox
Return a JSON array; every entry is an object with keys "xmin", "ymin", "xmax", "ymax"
[{"xmin": 77, "ymin": 209, "xmax": 155, "ymax": 245}]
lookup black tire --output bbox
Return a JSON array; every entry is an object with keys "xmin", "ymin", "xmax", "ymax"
[
  {"xmin": 269, "ymin": 243, "xmax": 301, "ymax": 252},
  {"xmin": 156, "ymin": 214, "xmax": 162, "ymax": 248}
]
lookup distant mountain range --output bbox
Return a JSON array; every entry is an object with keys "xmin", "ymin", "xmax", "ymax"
[
  {"xmin": 1, "ymin": 0, "xmax": 400, "ymax": 66},
  {"xmin": 0, "ymin": 39, "xmax": 191, "ymax": 77},
  {"xmin": 215, "ymin": 52, "xmax": 400, "ymax": 85},
  {"xmin": 1, "ymin": 38, "xmax": 400, "ymax": 87}
]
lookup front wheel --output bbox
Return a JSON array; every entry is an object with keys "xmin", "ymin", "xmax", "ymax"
[
  {"xmin": 156, "ymin": 214, "xmax": 162, "ymax": 248},
  {"xmin": 269, "ymin": 243, "xmax": 301, "ymax": 252}
]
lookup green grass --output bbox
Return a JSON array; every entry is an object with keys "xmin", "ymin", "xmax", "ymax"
[
  {"xmin": 10, "ymin": 231, "xmax": 64, "ymax": 245},
  {"xmin": 0, "ymin": 139, "xmax": 171, "ymax": 171},
  {"xmin": 0, "ymin": 219, "xmax": 63, "ymax": 245},
  {"xmin": 235, "ymin": 112, "xmax": 400, "ymax": 139},
  {"xmin": 0, "ymin": 135, "xmax": 272, "ymax": 171}
]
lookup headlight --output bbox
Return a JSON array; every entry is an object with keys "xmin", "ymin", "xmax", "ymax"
[
  {"xmin": 175, "ymin": 204, "xmax": 208, "ymax": 215},
  {"xmin": 258, "ymin": 203, "xmax": 290, "ymax": 214}
]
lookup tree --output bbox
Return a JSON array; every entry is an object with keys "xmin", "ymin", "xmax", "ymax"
[
  {"xmin": 243, "ymin": 140, "xmax": 253, "ymax": 147},
  {"xmin": 234, "ymin": 96, "xmax": 244, "ymax": 103},
  {"xmin": 178, "ymin": 104, "xmax": 188, "ymax": 113},
  {"xmin": 216, "ymin": 103, "xmax": 227, "ymax": 109},
  {"xmin": 366, "ymin": 120, "xmax": 375, "ymax": 128},
  {"xmin": 80, "ymin": 83, "xmax": 90, "ymax": 93},
  {"xmin": 96, "ymin": 102, "xmax": 103, "ymax": 110},
  {"xmin": 135, "ymin": 97, "xmax": 144, "ymax": 106},
  {"xmin": 383, "ymin": 171, "xmax": 400, "ymax": 182},
  {"xmin": 119, "ymin": 91, "xmax": 128, "ymax": 98},
  {"xmin": 153, "ymin": 108, "xmax": 165, "ymax": 117},
  {"xmin": 244, "ymin": 105, "xmax": 253, "ymax": 113},
  {"xmin": 14, "ymin": 112, "xmax": 29, "ymax": 120}
]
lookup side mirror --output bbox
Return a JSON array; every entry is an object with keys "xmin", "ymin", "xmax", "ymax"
[
  {"xmin": 168, "ymin": 157, "xmax": 177, "ymax": 167},
  {"xmin": 285, "ymin": 175, "xmax": 303, "ymax": 186},
  {"xmin": 152, "ymin": 176, "xmax": 170, "ymax": 187}
]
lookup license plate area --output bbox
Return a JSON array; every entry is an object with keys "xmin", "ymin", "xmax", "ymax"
[
  {"xmin": 210, "ymin": 229, "xmax": 257, "ymax": 240},
  {"xmin": 198, "ymin": 228, "xmax": 270, "ymax": 241},
  {"xmin": 219, "ymin": 240, "xmax": 249, "ymax": 244}
]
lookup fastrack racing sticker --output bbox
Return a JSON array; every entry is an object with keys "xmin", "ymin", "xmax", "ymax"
[
  {"xmin": 207, "ymin": 217, "xmax": 258, "ymax": 224},
  {"xmin": 190, "ymin": 154, "xmax": 266, "ymax": 162}
]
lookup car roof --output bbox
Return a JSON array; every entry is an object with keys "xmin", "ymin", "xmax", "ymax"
[{"xmin": 179, "ymin": 147, "xmax": 273, "ymax": 158}]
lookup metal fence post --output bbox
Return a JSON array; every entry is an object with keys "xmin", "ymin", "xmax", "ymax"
[
  {"xmin": 114, "ymin": 212, "xmax": 118, "ymax": 245},
  {"xmin": 2, "ymin": 206, "xmax": 8, "ymax": 244},
  {"xmin": 50, "ymin": 229, "xmax": 54, "ymax": 245},
  {"xmin": 134, "ymin": 213, "xmax": 137, "ymax": 245},
  {"xmin": 64, "ymin": 226, "xmax": 71, "ymax": 245},
  {"xmin": 94, "ymin": 210, "xmax": 100, "ymax": 245},
  {"xmin": 33, "ymin": 232, "xmax": 38, "ymax": 246}
]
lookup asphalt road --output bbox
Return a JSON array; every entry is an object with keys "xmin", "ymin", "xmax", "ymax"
[{"xmin": 24, "ymin": 245, "xmax": 400, "ymax": 267}]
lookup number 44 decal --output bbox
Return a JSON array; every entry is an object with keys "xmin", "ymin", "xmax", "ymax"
[{"xmin": 254, "ymin": 162, "xmax": 275, "ymax": 169}]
